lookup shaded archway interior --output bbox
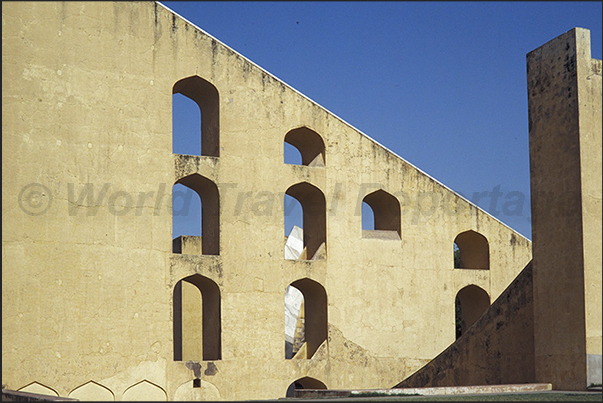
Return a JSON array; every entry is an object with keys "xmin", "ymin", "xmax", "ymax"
[
  {"xmin": 454, "ymin": 230, "xmax": 489, "ymax": 269},
  {"xmin": 173, "ymin": 274, "xmax": 222, "ymax": 361},
  {"xmin": 288, "ymin": 278, "xmax": 328, "ymax": 359},
  {"xmin": 284, "ymin": 127, "xmax": 325, "ymax": 167},
  {"xmin": 285, "ymin": 377, "xmax": 327, "ymax": 397},
  {"xmin": 455, "ymin": 284, "xmax": 490, "ymax": 338},
  {"xmin": 173, "ymin": 174, "xmax": 220, "ymax": 256},
  {"xmin": 362, "ymin": 189, "xmax": 401, "ymax": 238},
  {"xmin": 285, "ymin": 182, "xmax": 326, "ymax": 260}
]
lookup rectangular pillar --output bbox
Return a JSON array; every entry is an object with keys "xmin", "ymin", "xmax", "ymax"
[{"xmin": 527, "ymin": 27, "xmax": 602, "ymax": 390}]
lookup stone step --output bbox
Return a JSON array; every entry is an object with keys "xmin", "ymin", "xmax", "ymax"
[{"xmin": 294, "ymin": 383, "xmax": 553, "ymax": 398}]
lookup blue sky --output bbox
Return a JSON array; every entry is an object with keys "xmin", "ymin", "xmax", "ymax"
[{"xmin": 165, "ymin": 1, "xmax": 602, "ymax": 241}]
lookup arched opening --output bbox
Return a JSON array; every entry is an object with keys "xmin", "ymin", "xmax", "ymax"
[
  {"xmin": 172, "ymin": 174, "xmax": 219, "ymax": 255},
  {"xmin": 284, "ymin": 127, "xmax": 325, "ymax": 167},
  {"xmin": 286, "ymin": 377, "xmax": 327, "ymax": 397},
  {"xmin": 455, "ymin": 284, "xmax": 490, "ymax": 339},
  {"xmin": 362, "ymin": 189, "xmax": 401, "ymax": 239},
  {"xmin": 284, "ymin": 182, "xmax": 326, "ymax": 260},
  {"xmin": 173, "ymin": 274, "xmax": 221, "ymax": 361},
  {"xmin": 172, "ymin": 76, "xmax": 219, "ymax": 157},
  {"xmin": 454, "ymin": 230, "xmax": 489, "ymax": 269},
  {"xmin": 285, "ymin": 278, "xmax": 327, "ymax": 360}
]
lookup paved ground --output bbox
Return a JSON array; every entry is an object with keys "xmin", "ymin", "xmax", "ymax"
[{"xmin": 274, "ymin": 391, "xmax": 602, "ymax": 402}]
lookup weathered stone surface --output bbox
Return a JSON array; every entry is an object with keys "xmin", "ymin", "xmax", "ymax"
[
  {"xmin": 528, "ymin": 27, "xmax": 602, "ymax": 391},
  {"xmin": 2, "ymin": 2, "xmax": 539, "ymax": 400}
]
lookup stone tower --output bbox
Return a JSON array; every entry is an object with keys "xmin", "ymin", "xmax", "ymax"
[{"xmin": 527, "ymin": 27, "xmax": 602, "ymax": 390}]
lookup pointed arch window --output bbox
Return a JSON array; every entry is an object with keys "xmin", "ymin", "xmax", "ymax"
[
  {"xmin": 172, "ymin": 76, "xmax": 219, "ymax": 157},
  {"xmin": 284, "ymin": 182, "xmax": 326, "ymax": 260},
  {"xmin": 455, "ymin": 284, "xmax": 490, "ymax": 339},
  {"xmin": 173, "ymin": 274, "xmax": 221, "ymax": 361},
  {"xmin": 285, "ymin": 278, "xmax": 328, "ymax": 360},
  {"xmin": 172, "ymin": 174, "xmax": 219, "ymax": 256},
  {"xmin": 362, "ymin": 189, "xmax": 401, "ymax": 239},
  {"xmin": 284, "ymin": 127, "xmax": 325, "ymax": 166},
  {"xmin": 453, "ymin": 230, "xmax": 489, "ymax": 269}
]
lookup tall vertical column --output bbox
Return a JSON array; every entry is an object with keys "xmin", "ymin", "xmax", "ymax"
[{"xmin": 527, "ymin": 27, "xmax": 602, "ymax": 390}]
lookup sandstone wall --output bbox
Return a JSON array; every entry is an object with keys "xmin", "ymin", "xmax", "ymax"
[
  {"xmin": 528, "ymin": 27, "xmax": 602, "ymax": 390},
  {"xmin": 2, "ymin": 2, "xmax": 533, "ymax": 399}
]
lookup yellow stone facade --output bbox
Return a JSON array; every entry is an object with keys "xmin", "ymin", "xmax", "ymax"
[
  {"xmin": 2, "ymin": 2, "xmax": 535, "ymax": 400},
  {"xmin": 527, "ymin": 27, "xmax": 602, "ymax": 390}
]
